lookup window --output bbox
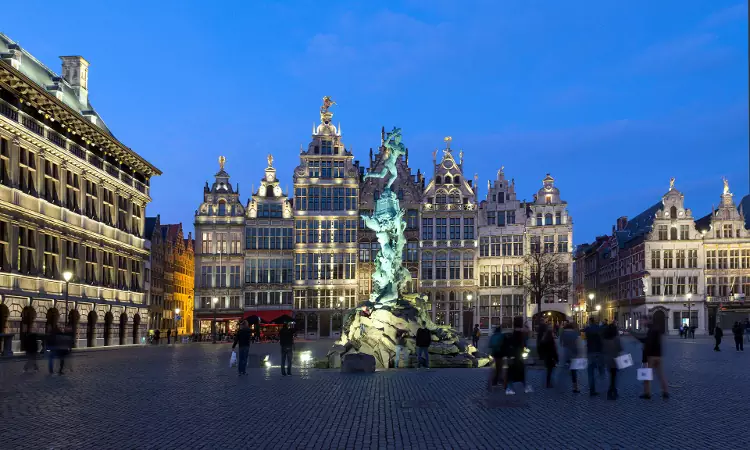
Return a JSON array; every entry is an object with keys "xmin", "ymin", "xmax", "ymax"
[
  {"xmin": 334, "ymin": 161, "xmax": 344, "ymax": 178},
  {"xmin": 64, "ymin": 171, "xmax": 80, "ymax": 212},
  {"xmin": 117, "ymin": 196, "xmax": 130, "ymax": 232},
  {"xmin": 676, "ymin": 276, "xmax": 686, "ymax": 295},
  {"xmin": 19, "ymin": 147, "xmax": 37, "ymax": 195},
  {"xmin": 321, "ymin": 160, "xmax": 332, "ymax": 178},
  {"xmin": 321, "ymin": 140, "xmax": 333, "ymax": 155},
  {"xmin": 506, "ymin": 210, "xmax": 515, "ymax": 224},
  {"xmin": 530, "ymin": 236, "xmax": 540, "ymax": 254},
  {"xmin": 346, "ymin": 188, "xmax": 357, "ymax": 210},
  {"xmin": 479, "ymin": 237, "xmax": 489, "ymax": 257},
  {"xmin": 202, "ymin": 232, "xmax": 213, "ymax": 253},
  {"xmin": 707, "ymin": 250, "xmax": 716, "ymax": 269},
  {"xmin": 406, "ymin": 242, "xmax": 418, "ymax": 262},
  {"xmin": 462, "ymin": 252, "xmax": 474, "ymax": 280},
  {"xmin": 131, "ymin": 203, "xmax": 142, "ymax": 236},
  {"xmin": 421, "ymin": 252, "xmax": 433, "ymax": 280},
  {"xmin": 544, "ymin": 214, "xmax": 553, "ymax": 225},
  {"xmin": 131, "ymin": 260, "xmax": 141, "ymax": 291},
  {"xmin": 216, "ymin": 265, "xmax": 227, "ymax": 287},
  {"xmin": 497, "ymin": 211, "xmax": 505, "ymax": 226},
  {"xmin": 555, "ymin": 212, "xmax": 561, "ymax": 225},
  {"xmin": 102, "ymin": 187, "xmax": 115, "ymax": 226},
  {"xmin": 718, "ymin": 250, "xmax": 728, "ymax": 269},
  {"xmin": 449, "ymin": 193, "xmax": 460, "ymax": 204},
  {"xmin": 308, "ymin": 161, "xmax": 320, "ymax": 177},
  {"xmin": 651, "ymin": 250, "xmax": 660, "ymax": 269},
  {"xmin": 435, "ymin": 253, "xmax": 447, "ymax": 280},
  {"xmin": 449, "ymin": 218, "xmax": 461, "ymax": 240},
  {"xmin": 663, "ymin": 250, "xmax": 673, "ymax": 269},
  {"xmin": 230, "ymin": 265, "xmax": 241, "ymax": 287},
  {"xmin": 688, "ymin": 249, "xmax": 698, "ymax": 268},
  {"xmin": 664, "ymin": 277, "xmax": 674, "ymax": 295},
  {"xmin": 436, "ymin": 218, "xmax": 447, "ymax": 240},
  {"xmin": 723, "ymin": 224, "xmax": 732, "ymax": 238},
  {"xmin": 676, "ymin": 250, "xmax": 685, "ymax": 268},
  {"xmin": 42, "ymin": 234, "xmax": 59, "ymax": 278},
  {"xmin": 536, "ymin": 214, "xmax": 542, "ymax": 226},
  {"xmin": 295, "ymin": 188, "xmax": 307, "ymax": 211},
  {"xmin": 463, "ymin": 218, "xmax": 474, "ymax": 239},
  {"xmin": 689, "ymin": 276, "xmax": 698, "ymax": 295},
  {"xmin": 557, "ymin": 235, "xmax": 568, "ymax": 253},
  {"xmin": 486, "ymin": 211, "xmax": 496, "ymax": 225},
  {"xmin": 85, "ymin": 246, "xmax": 98, "ymax": 283},
  {"xmin": 117, "ymin": 256, "xmax": 128, "ymax": 288},
  {"xmin": 730, "ymin": 250, "xmax": 739, "ymax": 269},
  {"xmin": 18, "ymin": 227, "xmax": 36, "ymax": 275},
  {"xmin": 490, "ymin": 236, "xmax": 501, "ymax": 256},
  {"xmin": 436, "ymin": 194, "xmax": 446, "ymax": 204},
  {"xmin": 658, "ymin": 225, "xmax": 668, "ymax": 240},
  {"xmin": 680, "ymin": 225, "xmax": 689, "ymax": 240},
  {"xmin": 449, "ymin": 253, "xmax": 461, "ymax": 279},
  {"xmin": 85, "ymin": 179, "xmax": 98, "ymax": 220},
  {"xmin": 651, "ymin": 277, "xmax": 661, "ymax": 296},
  {"xmin": 64, "ymin": 240, "xmax": 78, "ymax": 278},
  {"xmin": 407, "ymin": 210, "xmax": 418, "ymax": 229},
  {"xmin": 0, "ymin": 138, "xmax": 9, "ymax": 187},
  {"xmin": 670, "ymin": 227, "xmax": 678, "ymax": 240},
  {"xmin": 43, "ymin": 160, "xmax": 60, "ymax": 204},
  {"xmin": 544, "ymin": 235, "xmax": 554, "ymax": 253}
]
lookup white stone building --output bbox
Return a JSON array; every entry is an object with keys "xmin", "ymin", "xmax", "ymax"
[
  {"xmin": 0, "ymin": 34, "xmax": 160, "ymax": 352},
  {"xmin": 419, "ymin": 138, "xmax": 478, "ymax": 336}
]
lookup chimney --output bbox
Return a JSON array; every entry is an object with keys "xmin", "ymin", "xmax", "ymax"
[
  {"xmin": 60, "ymin": 55, "xmax": 89, "ymax": 105},
  {"xmin": 616, "ymin": 216, "xmax": 628, "ymax": 231}
]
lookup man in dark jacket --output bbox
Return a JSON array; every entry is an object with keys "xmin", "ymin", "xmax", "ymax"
[
  {"xmin": 714, "ymin": 325, "xmax": 723, "ymax": 351},
  {"xmin": 584, "ymin": 318, "xmax": 605, "ymax": 396},
  {"xmin": 279, "ymin": 322, "xmax": 294, "ymax": 376},
  {"xmin": 732, "ymin": 322, "xmax": 744, "ymax": 351},
  {"xmin": 232, "ymin": 321, "xmax": 252, "ymax": 375},
  {"xmin": 415, "ymin": 322, "xmax": 432, "ymax": 369}
]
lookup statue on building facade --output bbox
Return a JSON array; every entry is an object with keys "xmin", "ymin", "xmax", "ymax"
[{"xmin": 363, "ymin": 127, "xmax": 406, "ymax": 190}]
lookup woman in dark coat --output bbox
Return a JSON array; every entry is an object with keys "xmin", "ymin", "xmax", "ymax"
[
  {"xmin": 602, "ymin": 323, "xmax": 622, "ymax": 400},
  {"xmin": 537, "ymin": 329, "xmax": 558, "ymax": 388}
]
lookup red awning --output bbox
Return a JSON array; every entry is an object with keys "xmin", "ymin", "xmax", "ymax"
[{"xmin": 243, "ymin": 310, "xmax": 293, "ymax": 323}]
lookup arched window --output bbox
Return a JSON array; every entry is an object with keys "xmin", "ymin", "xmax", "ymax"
[
  {"xmin": 536, "ymin": 213, "xmax": 542, "ymax": 226},
  {"xmin": 449, "ymin": 193, "xmax": 460, "ymax": 204},
  {"xmin": 454, "ymin": 176, "xmax": 460, "ymax": 184},
  {"xmin": 450, "ymin": 252, "xmax": 461, "ymax": 279},
  {"xmin": 435, "ymin": 252, "xmax": 447, "ymax": 279},
  {"xmin": 218, "ymin": 201, "xmax": 226, "ymax": 216},
  {"xmin": 545, "ymin": 213, "xmax": 553, "ymax": 225},
  {"xmin": 436, "ymin": 176, "xmax": 442, "ymax": 185},
  {"xmin": 670, "ymin": 227, "xmax": 678, "ymax": 240},
  {"xmin": 670, "ymin": 206, "xmax": 677, "ymax": 218},
  {"xmin": 436, "ymin": 194, "xmax": 447, "ymax": 204},
  {"xmin": 445, "ymin": 175, "xmax": 452, "ymax": 184},
  {"xmin": 421, "ymin": 251, "xmax": 433, "ymax": 280}
]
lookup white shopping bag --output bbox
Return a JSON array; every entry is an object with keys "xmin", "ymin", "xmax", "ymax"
[
  {"xmin": 615, "ymin": 353, "xmax": 633, "ymax": 370},
  {"xmin": 636, "ymin": 367, "xmax": 653, "ymax": 381},
  {"xmin": 229, "ymin": 351, "xmax": 237, "ymax": 368},
  {"xmin": 570, "ymin": 358, "xmax": 588, "ymax": 370}
]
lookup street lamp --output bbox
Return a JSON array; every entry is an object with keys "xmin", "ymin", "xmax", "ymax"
[
  {"xmin": 338, "ymin": 296, "xmax": 345, "ymax": 336},
  {"xmin": 212, "ymin": 297, "xmax": 219, "ymax": 343},
  {"xmin": 175, "ymin": 307, "xmax": 180, "ymax": 335},
  {"xmin": 686, "ymin": 292, "xmax": 693, "ymax": 329},
  {"xmin": 63, "ymin": 270, "xmax": 73, "ymax": 326}
]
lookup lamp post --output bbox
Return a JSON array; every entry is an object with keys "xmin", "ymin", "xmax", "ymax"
[
  {"xmin": 466, "ymin": 294, "xmax": 473, "ymax": 334},
  {"xmin": 175, "ymin": 308, "xmax": 180, "ymax": 339},
  {"xmin": 63, "ymin": 270, "xmax": 73, "ymax": 326},
  {"xmin": 588, "ymin": 292, "xmax": 595, "ymax": 324},
  {"xmin": 338, "ymin": 296, "xmax": 345, "ymax": 336},
  {"xmin": 212, "ymin": 297, "xmax": 219, "ymax": 343},
  {"xmin": 573, "ymin": 306, "xmax": 579, "ymax": 326},
  {"xmin": 686, "ymin": 292, "xmax": 693, "ymax": 329}
]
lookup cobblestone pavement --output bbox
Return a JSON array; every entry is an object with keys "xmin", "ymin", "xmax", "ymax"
[{"xmin": 1, "ymin": 336, "xmax": 747, "ymax": 450}]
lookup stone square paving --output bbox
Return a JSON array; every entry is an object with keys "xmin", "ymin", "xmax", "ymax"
[{"xmin": 0, "ymin": 336, "xmax": 747, "ymax": 449}]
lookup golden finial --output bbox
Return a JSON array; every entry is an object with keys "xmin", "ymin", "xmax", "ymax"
[
  {"xmin": 669, "ymin": 177, "xmax": 675, "ymax": 190},
  {"xmin": 267, "ymin": 154, "xmax": 274, "ymax": 168},
  {"xmin": 723, "ymin": 177, "xmax": 730, "ymax": 195},
  {"xmin": 444, "ymin": 136, "xmax": 452, "ymax": 149},
  {"xmin": 218, "ymin": 155, "xmax": 226, "ymax": 171}
]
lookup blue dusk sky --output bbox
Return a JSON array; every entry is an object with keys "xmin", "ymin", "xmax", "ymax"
[{"xmin": 4, "ymin": 0, "xmax": 748, "ymax": 244}]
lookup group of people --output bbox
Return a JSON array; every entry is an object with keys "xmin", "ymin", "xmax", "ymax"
[
  {"xmin": 149, "ymin": 329, "xmax": 179, "ymax": 345},
  {"xmin": 231, "ymin": 321, "xmax": 295, "ymax": 375},
  {"xmin": 713, "ymin": 319, "xmax": 748, "ymax": 352},
  {"xmin": 22, "ymin": 326, "xmax": 74, "ymax": 375},
  {"xmin": 487, "ymin": 315, "xmax": 669, "ymax": 400}
]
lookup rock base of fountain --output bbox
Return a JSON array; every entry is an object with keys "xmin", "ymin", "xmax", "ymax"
[{"xmin": 324, "ymin": 298, "xmax": 491, "ymax": 370}]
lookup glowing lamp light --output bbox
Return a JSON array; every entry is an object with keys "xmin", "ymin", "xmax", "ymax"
[
  {"xmin": 63, "ymin": 271, "xmax": 73, "ymax": 282},
  {"xmin": 299, "ymin": 351, "xmax": 313, "ymax": 363},
  {"xmin": 595, "ymin": 304, "xmax": 602, "ymax": 312}
]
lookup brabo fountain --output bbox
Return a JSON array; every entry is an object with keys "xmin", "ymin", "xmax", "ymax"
[{"xmin": 326, "ymin": 127, "xmax": 490, "ymax": 370}]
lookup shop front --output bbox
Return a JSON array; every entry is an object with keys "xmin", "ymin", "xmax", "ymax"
[{"xmin": 243, "ymin": 310, "xmax": 293, "ymax": 342}]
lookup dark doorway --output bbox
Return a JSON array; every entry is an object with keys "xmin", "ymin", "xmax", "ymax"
[
  {"xmin": 319, "ymin": 311, "xmax": 331, "ymax": 338},
  {"xmin": 462, "ymin": 311, "xmax": 473, "ymax": 337},
  {"xmin": 652, "ymin": 310, "xmax": 667, "ymax": 334},
  {"xmin": 86, "ymin": 311, "xmax": 97, "ymax": 347},
  {"xmin": 133, "ymin": 314, "xmax": 141, "ymax": 344},
  {"xmin": 20, "ymin": 306, "xmax": 36, "ymax": 352},
  {"xmin": 104, "ymin": 312, "xmax": 113, "ymax": 346},
  {"xmin": 119, "ymin": 313, "xmax": 128, "ymax": 345},
  {"xmin": 0, "ymin": 304, "xmax": 8, "ymax": 354},
  {"xmin": 68, "ymin": 310, "xmax": 80, "ymax": 348}
]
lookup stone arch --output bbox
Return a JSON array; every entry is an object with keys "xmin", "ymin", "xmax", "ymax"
[
  {"xmin": 119, "ymin": 313, "xmax": 128, "ymax": 345},
  {"xmin": 104, "ymin": 312, "xmax": 114, "ymax": 346},
  {"xmin": 444, "ymin": 175, "xmax": 452, "ymax": 184},
  {"xmin": 651, "ymin": 308, "xmax": 667, "ymax": 334},
  {"xmin": 670, "ymin": 226, "xmax": 678, "ymax": 240},
  {"xmin": 86, "ymin": 311, "xmax": 98, "ymax": 347},
  {"xmin": 133, "ymin": 313, "xmax": 141, "ymax": 344},
  {"xmin": 46, "ymin": 308, "xmax": 60, "ymax": 335}
]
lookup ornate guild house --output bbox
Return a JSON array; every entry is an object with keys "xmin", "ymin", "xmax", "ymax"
[
  {"xmin": 419, "ymin": 137, "xmax": 478, "ymax": 336},
  {"xmin": 292, "ymin": 98, "xmax": 360, "ymax": 339},
  {"xmin": 0, "ymin": 34, "xmax": 160, "ymax": 352}
]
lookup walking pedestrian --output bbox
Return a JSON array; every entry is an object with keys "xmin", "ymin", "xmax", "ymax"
[
  {"xmin": 232, "ymin": 321, "xmax": 252, "ymax": 375},
  {"xmin": 732, "ymin": 322, "xmax": 744, "ymax": 351},
  {"xmin": 559, "ymin": 322, "xmax": 580, "ymax": 393},
  {"xmin": 744, "ymin": 319, "xmax": 750, "ymax": 343},
  {"xmin": 602, "ymin": 322, "xmax": 622, "ymax": 400},
  {"xmin": 538, "ymin": 328, "xmax": 558, "ymax": 389},
  {"xmin": 415, "ymin": 321, "xmax": 432, "ymax": 369},
  {"xmin": 637, "ymin": 317, "xmax": 669, "ymax": 400},
  {"xmin": 393, "ymin": 330, "xmax": 409, "ymax": 368},
  {"xmin": 504, "ymin": 316, "xmax": 532, "ymax": 395},
  {"xmin": 537, "ymin": 319, "xmax": 548, "ymax": 352},
  {"xmin": 584, "ymin": 318, "xmax": 605, "ymax": 396},
  {"xmin": 166, "ymin": 329, "xmax": 172, "ymax": 345},
  {"xmin": 22, "ymin": 330, "xmax": 39, "ymax": 372},
  {"xmin": 488, "ymin": 326, "xmax": 507, "ymax": 389},
  {"xmin": 714, "ymin": 325, "xmax": 723, "ymax": 351},
  {"xmin": 472, "ymin": 324, "xmax": 481, "ymax": 348},
  {"xmin": 153, "ymin": 329, "xmax": 161, "ymax": 345},
  {"xmin": 279, "ymin": 322, "xmax": 294, "ymax": 376}
]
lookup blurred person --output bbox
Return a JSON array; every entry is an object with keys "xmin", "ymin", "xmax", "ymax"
[
  {"xmin": 279, "ymin": 322, "xmax": 294, "ymax": 376},
  {"xmin": 505, "ymin": 316, "xmax": 532, "ymax": 395},
  {"xmin": 22, "ymin": 330, "xmax": 39, "ymax": 372},
  {"xmin": 714, "ymin": 325, "xmax": 723, "ymax": 351},
  {"xmin": 637, "ymin": 317, "xmax": 669, "ymax": 400},
  {"xmin": 153, "ymin": 329, "xmax": 161, "ymax": 345},
  {"xmin": 488, "ymin": 326, "xmax": 507, "ymax": 389},
  {"xmin": 559, "ymin": 322, "xmax": 580, "ymax": 393},
  {"xmin": 538, "ymin": 328, "xmax": 558, "ymax": 389},
  {"xmin": 602, "ymin": 322, "xmax": 623, "ymax": 400},
  {"xmin": 732, "ymin": 322, "xmax": 744, "ymax": 351},
  {"xmin": 232, "ymin": 321, "xmax": 252, "ymax": 375},
  {"xmin": 416, "ymin": 322, "xmax": 432, "ymax": 369},
  {"xmin": 166, "ymin": 328, "xmax": 172, "ymax": 345},
  {"xmin": 472, "ymin": 324, "xmax": 481, "ymax": 348},
  {"xmin": 394, "ymin": 330, "xmax": 409, "ymax": 368},
  {"xmin": 584, "ymin": 317, "xmax": 605, "ymax": 396}
]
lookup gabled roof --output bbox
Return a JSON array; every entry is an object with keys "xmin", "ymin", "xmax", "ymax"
[
  {"xmin": 740, "ymin": 195, "xmax": 750, "ymax": 230},
  {"xmin": 144, "ymin": 216, "xmax": 159, "ymax": 240},
  {"xmin": 694, "ymin": 212, "xmax": 712, "ymax": 233}
]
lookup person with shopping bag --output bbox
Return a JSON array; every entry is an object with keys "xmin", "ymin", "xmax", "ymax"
[
  {"xmin": 602, "ymin": 322, "xmax": 626, "ymax": 400},
  {"xmin": 635, "ymin": 317, "xmax": 669, "ymax": 400},
  {"xmin": 232, "ymin": 321, "xmax": 252, "ymax": 375},
  {"xmin": 558, "ymin": 322, "xmax": 581, "ymax": 393}
]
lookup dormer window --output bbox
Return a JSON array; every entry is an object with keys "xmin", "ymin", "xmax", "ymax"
[
  {"xmin": 436, "ymin": 176, "xmax": 442, "ymax": 185},
  {"xmin": 321, "ymin": 140, "xmax": 333, "ymax": 155},
  {"xmin": 670, "ymin": 206, "xmax": 677, "ymax": 218},
  {"xmin": 445, "ymin": 175, "xmax": 452, "ymax": 184},
  {"xmin": 455, "ymin": 176, "xmax": 460, "ymax": 184},
  {"xmin": 545, "ymin": 195, "xmax": 552, "ymax": 204},
  {"xmin": 218, "ymin": 201, "xmax": 226, "ymax": 216}
]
